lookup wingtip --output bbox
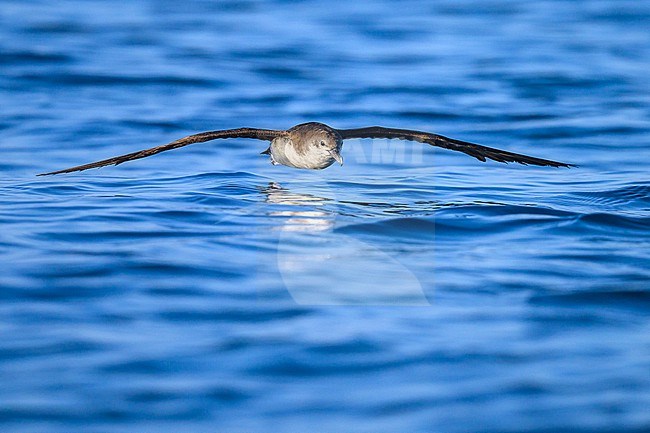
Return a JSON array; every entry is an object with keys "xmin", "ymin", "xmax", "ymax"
[{"xmin": 37, "ymin": 169, "xmax": 72, "ymax": 176}]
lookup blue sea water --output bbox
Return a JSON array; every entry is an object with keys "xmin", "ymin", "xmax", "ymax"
[{"xmin": 1, "ymin": 0, "xmax": 650, "ymax": 431}]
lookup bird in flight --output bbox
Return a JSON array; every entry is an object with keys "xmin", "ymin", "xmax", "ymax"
[{"xmin": 38, "ymin": 122, "xmax": 573, "ymax": 175}]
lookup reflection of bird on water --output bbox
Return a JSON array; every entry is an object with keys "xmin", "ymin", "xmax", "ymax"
[
  {"xmin": 39, "ymin": 122, "xmax": 574, "ymax": 175},
  {"xmin": 261, "ymin": 182, "xmax": 330, "ymax": 206},
  {"xmin": 260, "ymin": 182, "xmax": 333, "ymax": 232}
]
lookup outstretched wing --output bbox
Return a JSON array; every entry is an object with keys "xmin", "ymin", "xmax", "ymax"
[
  {"xmin": 38, "ymin": 128, "xmax": 284, "ymax": 176},
  {"xmin": 337, "ymin": 126, "xmax": 574, "ymax": 167}
]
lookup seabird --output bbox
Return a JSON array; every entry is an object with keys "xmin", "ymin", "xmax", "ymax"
[{"xmin": 38, "ymin": 122, "xmax": 573, "ymax": 175}]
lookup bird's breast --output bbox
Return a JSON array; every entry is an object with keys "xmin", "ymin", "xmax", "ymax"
[{"xmin": 270, "ymin": 138, "xmax": 333, "ymax": 170}]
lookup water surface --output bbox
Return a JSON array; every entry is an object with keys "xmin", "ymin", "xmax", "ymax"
[{"xmin": 1, "ymin": 1, "xmax": 650, "ymax": 432}]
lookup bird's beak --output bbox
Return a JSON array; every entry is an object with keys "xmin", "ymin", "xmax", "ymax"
[{"xmin": 330, "ymin": 150, "xmax": 344, "ymax": 166}]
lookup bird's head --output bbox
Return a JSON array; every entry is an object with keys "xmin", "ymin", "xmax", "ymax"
[{"xmin": 289, "ymin": 122, "xmax": 344, "ymax": 169}]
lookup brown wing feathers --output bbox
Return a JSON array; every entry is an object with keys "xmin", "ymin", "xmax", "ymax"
[
  {"xmin": 337, "ymin": 127, "xmax": 573, "ymax": 168},
  {"xmin": 39, "ymin": 124, "xmax": 573, "ymax": 175},
  {"xmin": 38, "ymin": 128, "xmax": 283, "ymax": 176}
]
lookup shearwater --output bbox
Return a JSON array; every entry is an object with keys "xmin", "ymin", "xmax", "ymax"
[{"xmin": 38, "ymin": 122, "xmax": 574, "ymax": 175}]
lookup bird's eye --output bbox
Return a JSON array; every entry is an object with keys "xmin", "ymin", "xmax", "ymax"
[{"xmin": 320, "ymin": 141, "xmax": 326, "ymax": 147}]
